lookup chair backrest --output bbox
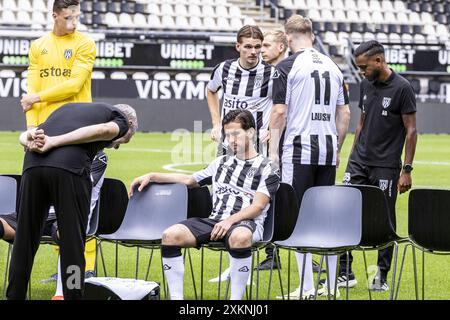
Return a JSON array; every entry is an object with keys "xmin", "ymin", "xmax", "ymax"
[
  {"xmin": 187, "ymin": 186, "xmax": 212, "ymax": 219},
  {"xmin": 260, "ymin": 197, "xmax": 275, "ymax": 242},
  {"xmin": 97, "ymin": 178, "xmax": 129, "ymax": 235},
  {"xmin": 340, "ymin": 184, "xmax": 399, "ymax": 247},
  {"xmin": 272, "ymin": 182, "xmax": 298, "ymax": 242},
  {"xmin": 276, "ymin": 186, "xmax": 362, "ymax": 250},
  {"xmin": 100, "ymin": 183, "xmax": 188, "ymax": 241},
  {"xmin": 409, "ymin": 189, "xmax": 450, "ymax": 252},
  {"xmin": 0, "ymin": 176, "xmax": 17, "ymax": 215}
]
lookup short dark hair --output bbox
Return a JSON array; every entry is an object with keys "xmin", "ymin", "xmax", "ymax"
[
  {"xmin": 237, "ymin": 25, "xmax": 264, "ymax": 43},
  {"xmin": 222, "ymin": 110, "xmax": 255, "ymax": 131},
  {"xmin": 53, "ymin": 0, "xmax": 80, "ymax": 12},
  {"xmin": 354, "ymin": 40, "xmax": 385, "ymax": 58}
]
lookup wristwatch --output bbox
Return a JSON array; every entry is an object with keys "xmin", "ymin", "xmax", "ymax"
[{"xmin": 403, "ymin": 164, "xmax": 413, "ymax": 173}]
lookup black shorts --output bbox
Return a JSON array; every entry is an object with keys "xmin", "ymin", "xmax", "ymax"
[
  {"xmin": 0, "ymin": 212, "xmax": 56, "ymax": 237},
  {"xmin": 179, "ymin": 217, "xmax": 257, "ymax": 248}
]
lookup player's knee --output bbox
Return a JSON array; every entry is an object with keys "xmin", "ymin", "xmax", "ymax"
[
  {"xmin": 162, "ymin": 225, "xmax": 186, "ymax": 246},
  {"xmin": 228, "ymin": 229, "xmax": 252, "ymax": 249}
]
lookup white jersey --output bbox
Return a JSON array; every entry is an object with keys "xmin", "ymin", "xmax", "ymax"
[
  {"xmin": 273, "ymin": 48, "xmax": 349, "ymax": 165},
  {"xmin": 208, "ymin": 58, "xmax": 276, "ymax": 154},
  {"xmin": 192, "ymin": 155, "xmax": 279, "ymax": 227}
]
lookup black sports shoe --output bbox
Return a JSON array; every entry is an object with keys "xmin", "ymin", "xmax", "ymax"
[
  {"xmin": 255, "ymin": 257, "xmax": 281, "ymax": 270},
  {"xmin": 369, "ymin": 271, "xmax": 388, "ymax": 291},
  {"xmin": 319, "ymin": 272, "xmax": 357, "ymax": 288},
  {"xmin": 40, "ymin": 272, "xmax": 58, "ymax": 283}
]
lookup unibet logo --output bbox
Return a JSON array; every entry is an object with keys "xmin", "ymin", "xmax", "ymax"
[{"xmin": 40, "ymin": 66, "xmax": 71, "ymax": 78}]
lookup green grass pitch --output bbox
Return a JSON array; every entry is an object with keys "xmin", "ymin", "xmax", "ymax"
[{"xmin": 1, "ymin": 132, "xmax": 450, "ymax": 300}]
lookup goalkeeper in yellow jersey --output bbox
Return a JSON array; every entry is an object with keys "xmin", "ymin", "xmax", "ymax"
[{"xmin": 20, "ymin": 0, "xmax": 98, "ymax": 300}]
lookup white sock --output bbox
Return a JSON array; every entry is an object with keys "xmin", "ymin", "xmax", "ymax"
[
  {"xmin": 55, "ymin": 255, "xmax": 63, "ymax": 297},
  {"xmin": 229, "ymin": 255, "xmax": 252, "ymax": 300},
  {"xmin": 323, "ymin": 255, "xmax": 338, "ymax": 291},
  {"xmin": 162, "ymin": 255, "xmax": 184, "ymax": 300},
  {"xmin": 295, "ymin": 252, "xmax": 314, "ymax": 292}
]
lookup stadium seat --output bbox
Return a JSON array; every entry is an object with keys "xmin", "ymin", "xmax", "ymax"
[
  {"xmin": 381, "ymin": 0, "xmax": 394, "ymax": 12},
  {"xmin": 107, "ymin": 1, "xmax": 121, "ymax": 14},
  {"xmin": 428, "ymin": 79, "xmax": 441, "ymax": 95},
  {"xmin": 396, "ymin": 189, "xmax": 450, "ymax": 300},
  {"xmin": 121, "ymin": 2, "xmax": 135, "ymax": 14},
  {"xmin": 153, "ymin": 72, "xmax": 171, "ymax": 80},
  {"xmin": 147, "ymin": 3, "xmax": 160, "ymax": 16},
  {"xmin": 161, "ymin": 15, "xmax": 176, "ymax": 29},
  {"xmin": 92, "ymin": 1, "xmax": 107, "ymax": 13},
  {"xmin": 188, "ymin": 4, "xmax": 202, "ymax": 17},
  {"xmin": 17, "ymin": 0, "xmax": 32, "ymax": 12},
  {"xmin": 31, "ymin": 11, "xmax": 47, "ymax": 26},
  {"xmin": 110, "ymin": 71, "xmax": 127, "ymax": 80},
  {"xmin": 202, "ymin": 5, "xmax": 216, "ymax": 17},
  {"xmin": 216, "ymin": 17, "xmax": 232, "ymax": 31},
  {"xmin": 104, "ymin": 12, "xmax": 120, "ymax": 28},
  {"xmin": 1, "ymin": 11, "xmax": 16, "ymax": 25},
  {"xmin": 160, "ymin": 3, "xmax": 174, "ymax": 16},
  {"xmin": 229, "ymin": 17, "xmax": 243, "ymax": 31},
  {"xmin": 91, "ymin": 71, "xmax": 106, "ymax": 79},
  {"xmin": 334, "ymin": 10, "xmax": 346, "ymax": 22},
  {"xmin": 174, "ymin": 3, "xmax": 188, "ymax": 16},
  {"xmin": 132, "ymin": 72, "xmax": 150, "ymax": 80},
  {"xmin": 195, "ymin": 73, "xmax": 211, "ymax": 82},
  {"xmin": 216, "ymin": 5, "xmax": 229, "ymax": 18},
  {"xmin": 273, "ymin": 186, "xmax": 362, "ymax": 300},
  {"xmin": 174, "ymin": 73, "xmax": 192, "ymax": 81},
  {"xmin": 16, "ymin": 11, "xmax": 31, "ymax": 25},
  {"xmin": 189, "ymin": 16, "xmax": 203, "ymax": 30},
  {"xmin": 134, "ymin": 13, "xmax": 148, "ymax": 28},
  {"xmin": 147, "ymin": 14, "xmax": 162, "ymax": 29},
  {"xmin": 118, "ymin": 13, "xmax": 134, "ymax": 29},
  {"xmin": 229, "ymin": 6, "xmax": 242, "ymax": 18},
  {"xmin": 175, "ymin": 16, "xmax": 190, "ymax": 30},
  {"xmin": 346, "ymin": 10, "xmax": 359, "ymax": 22},
  {"xmin": 2, "ymin": 0, "xmax": 17, "ymax": 11},
  {"xmin": 80, "ymin": 0, "xmax": 92, "ymax": 13},
  {"xmin": 203, "ymin": 16, "xmax": 217, "ymax": 31}
]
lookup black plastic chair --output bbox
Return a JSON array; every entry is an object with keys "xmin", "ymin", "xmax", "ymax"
[
  {"xmin": 97, "ymin": 183, "xmax": 189, "ymax": 298},
  {"xmin": 341, "ymin": 184, "xmax": 408, "ymax": 300},
  {"xmin": 396, "ymin": 189, "xmax": 450, "ymax": 300},
  {"xmin": 274, "ymin": 186, "xmax": 363, "ymax": 300}
]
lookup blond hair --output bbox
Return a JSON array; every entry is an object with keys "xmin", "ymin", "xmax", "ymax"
[
  {"xmin": 264, "ymin": 29, "xmax": 288, "ymax": 52},
  {"xmin": 284, "ymin": 14, "xmax": 313, "ymax": 35}
]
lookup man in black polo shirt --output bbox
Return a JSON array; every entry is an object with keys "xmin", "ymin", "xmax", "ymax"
[
  {"xmin": 339, "ymin": 40, "xmax": 417, "ymax": 291},
  {"xmin": 7, "ymin": 102, "xmax": 137, "ymax": 300}
]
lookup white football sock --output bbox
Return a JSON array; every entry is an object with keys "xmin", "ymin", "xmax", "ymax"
[
  {"xmin": 322, "ymin": 255, "xmax": 338, "ymax": 291},
  {"xmin": 295, "ymin": 252, "xmax": 314, "ymax": 292},
  {"xmin": 229, "ymin": 255, "xmax": 252, "ymax": 300},
  {"xmin": 55, "ymin": 255, "xmax": 63, "ymax": 297},
  {"xmin": 162, "ymin": 255, "xmax": 184, "ymax": 300}
]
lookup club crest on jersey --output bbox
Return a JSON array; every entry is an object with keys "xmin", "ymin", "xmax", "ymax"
[
  {"xmin": 272, "ymin": 69, "xmax": 280, "ymax": 79},
  {"xmin": 382, "ymin": 97, "xmax": 391, "ymax": 109},
  {"xmin": 64, "ymin": 49, "xmax": 73, "ymax": 60},
  {"xmin": 379, "ymin": 179, "xmax": 389, "ymax": 191},
  {"xmin": 246, "ymin": 167, "xmax": 258, "ymax": 178},
  {"xmin": 254, "ymin": 75, "xmax": 263, "ymax": 88}
]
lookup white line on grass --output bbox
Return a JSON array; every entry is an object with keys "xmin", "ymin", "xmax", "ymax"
[{"xmin": 162, "ymin": 162, "xmax": 207, "ymax": 173}]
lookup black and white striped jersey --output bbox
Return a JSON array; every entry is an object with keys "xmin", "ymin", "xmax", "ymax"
[
  {"xmin": 192, "ymin": 154, "xmax": 280, "ymax": 226},
  {"xmin": 273, "ymin": 48, "xmax": 349, "ymax": 166},
  {"xmin": 208, "ymin": 58, "xmax": 276, "ymax": 151}
]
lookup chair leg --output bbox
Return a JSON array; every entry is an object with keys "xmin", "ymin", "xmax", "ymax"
[
  {"xmin": 422, "ymin": 250, "xmax": 425, "ymax": 300},
  {"xmin": 248, "ymin": 252, "xmax": 255, "ymax": 300},
  {"xmin": 394, "ymin": 243, "xmax": 410, "ymax": 300},
  {"xmin": 115, "ymin": 241, "xmax": 119, "ymax": 277},
  {"xmin": 144, "ymin": 249, "xmax": 154, "ymax": 281},
  {"xmin": 135, "ymin": 247, "xmax": 140, "ymax": 279},
  {"xmin": 389, "ymin": 243, "xmax": 399, "ymax": 300},
  {"xmin": 275, "ymin": 247, "xmax": 285, "ymax": 300},
  {"xmin": 97, "ymin": 241, "xmax": 108, "ymax": 277},
  {"xmin": 287, "ymin": 250, "xmax": 291, "ymax": 300},
  {"xmin": 200, "ymin": 246, "xmax": 204, "ymax": 300},
  {"xmin": 362, "ymin": 249, "xmax": 372, "ymax": 300},
  {"xmin": 2, "ymin": 244, "xmax": 12, "ymax": 300},
  {"xmin": 325, "ymin": 255, "xmax": 331, "ymax": 300},
  {"xmin": 255, "ymin": 248, "xmax": 260, "ymax": 300},
  {"xmin": 299, "ymin": 252, "xmax": 307, "ymax": 300},
  {"xmin": 313, "ymin": 255, "xmax": 325, "ymax": 300},
  {"xmin": 345, "ymin": 251, "xmax": 350, "ymax": 300},
  {"xmin": 266, "ymin": 244, "xmax": 276, "ymax": 299},
  {"xmin": 217, "ymin": 250, "xmax": 223, "ymax": 300},
  {"xmin": 334, "ymin": 254, "xmax": 340, "ymax": 300},
  {"xmin": 411, "ymin": 245, "xmax": 419, "ymax": 300},
  {"xmin": 186, "ymin": 249, "xmax": 198, "ymax": 300}
]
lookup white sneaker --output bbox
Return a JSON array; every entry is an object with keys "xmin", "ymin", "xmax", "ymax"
[
  {"xmin": 208, "ymin": 267, "xmax": 253, "ymax": 286},
  {"xmin": 317, "ymin": 286, "xmax": 340, "ymax": 299},
  {"xmin": 276, "ymin": 287, "xmax": 316, "ymax": 300}
]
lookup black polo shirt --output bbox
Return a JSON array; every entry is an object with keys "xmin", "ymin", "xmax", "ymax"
[
  {"xmin": 23, "ymin": 102, "xmax": 129, "ymax": 176},
  {"xmin": 350, "ymin": 70, "xmax": 416, "ymax": 168}
]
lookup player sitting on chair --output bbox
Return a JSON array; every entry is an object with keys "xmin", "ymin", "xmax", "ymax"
[{"xmin": 129, "ymin": 109, "xmax": 280, "ymax": 300}]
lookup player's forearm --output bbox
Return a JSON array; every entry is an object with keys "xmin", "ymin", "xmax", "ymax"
[
  {"xmin": 403, "ymin": 126, "xmax": 417, "ymax": 166},
  {"xmin": 269, "ymin": 104, "xmax": 287, "ymax": 157},
  {"xmin": 226, "ymin": 195, "xmax": 269, "ymax": 224},
  {"xmin": 50, "ymin": 123, "xmax": 119, "ymax": 147},
  {"xmin": 336, "ymin": 105, "xmax": 350, "ymax": 152},
  {"xmin": 38, "ymin": 69, "xmax": 90, "ymax": 103},
  {"xmin": 147, "ymin": 172, "xmax": 199, "ymax": 187},
  {"xmin": 207, "ymin": 89, "xmax": 221, "ymax": 127}
]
